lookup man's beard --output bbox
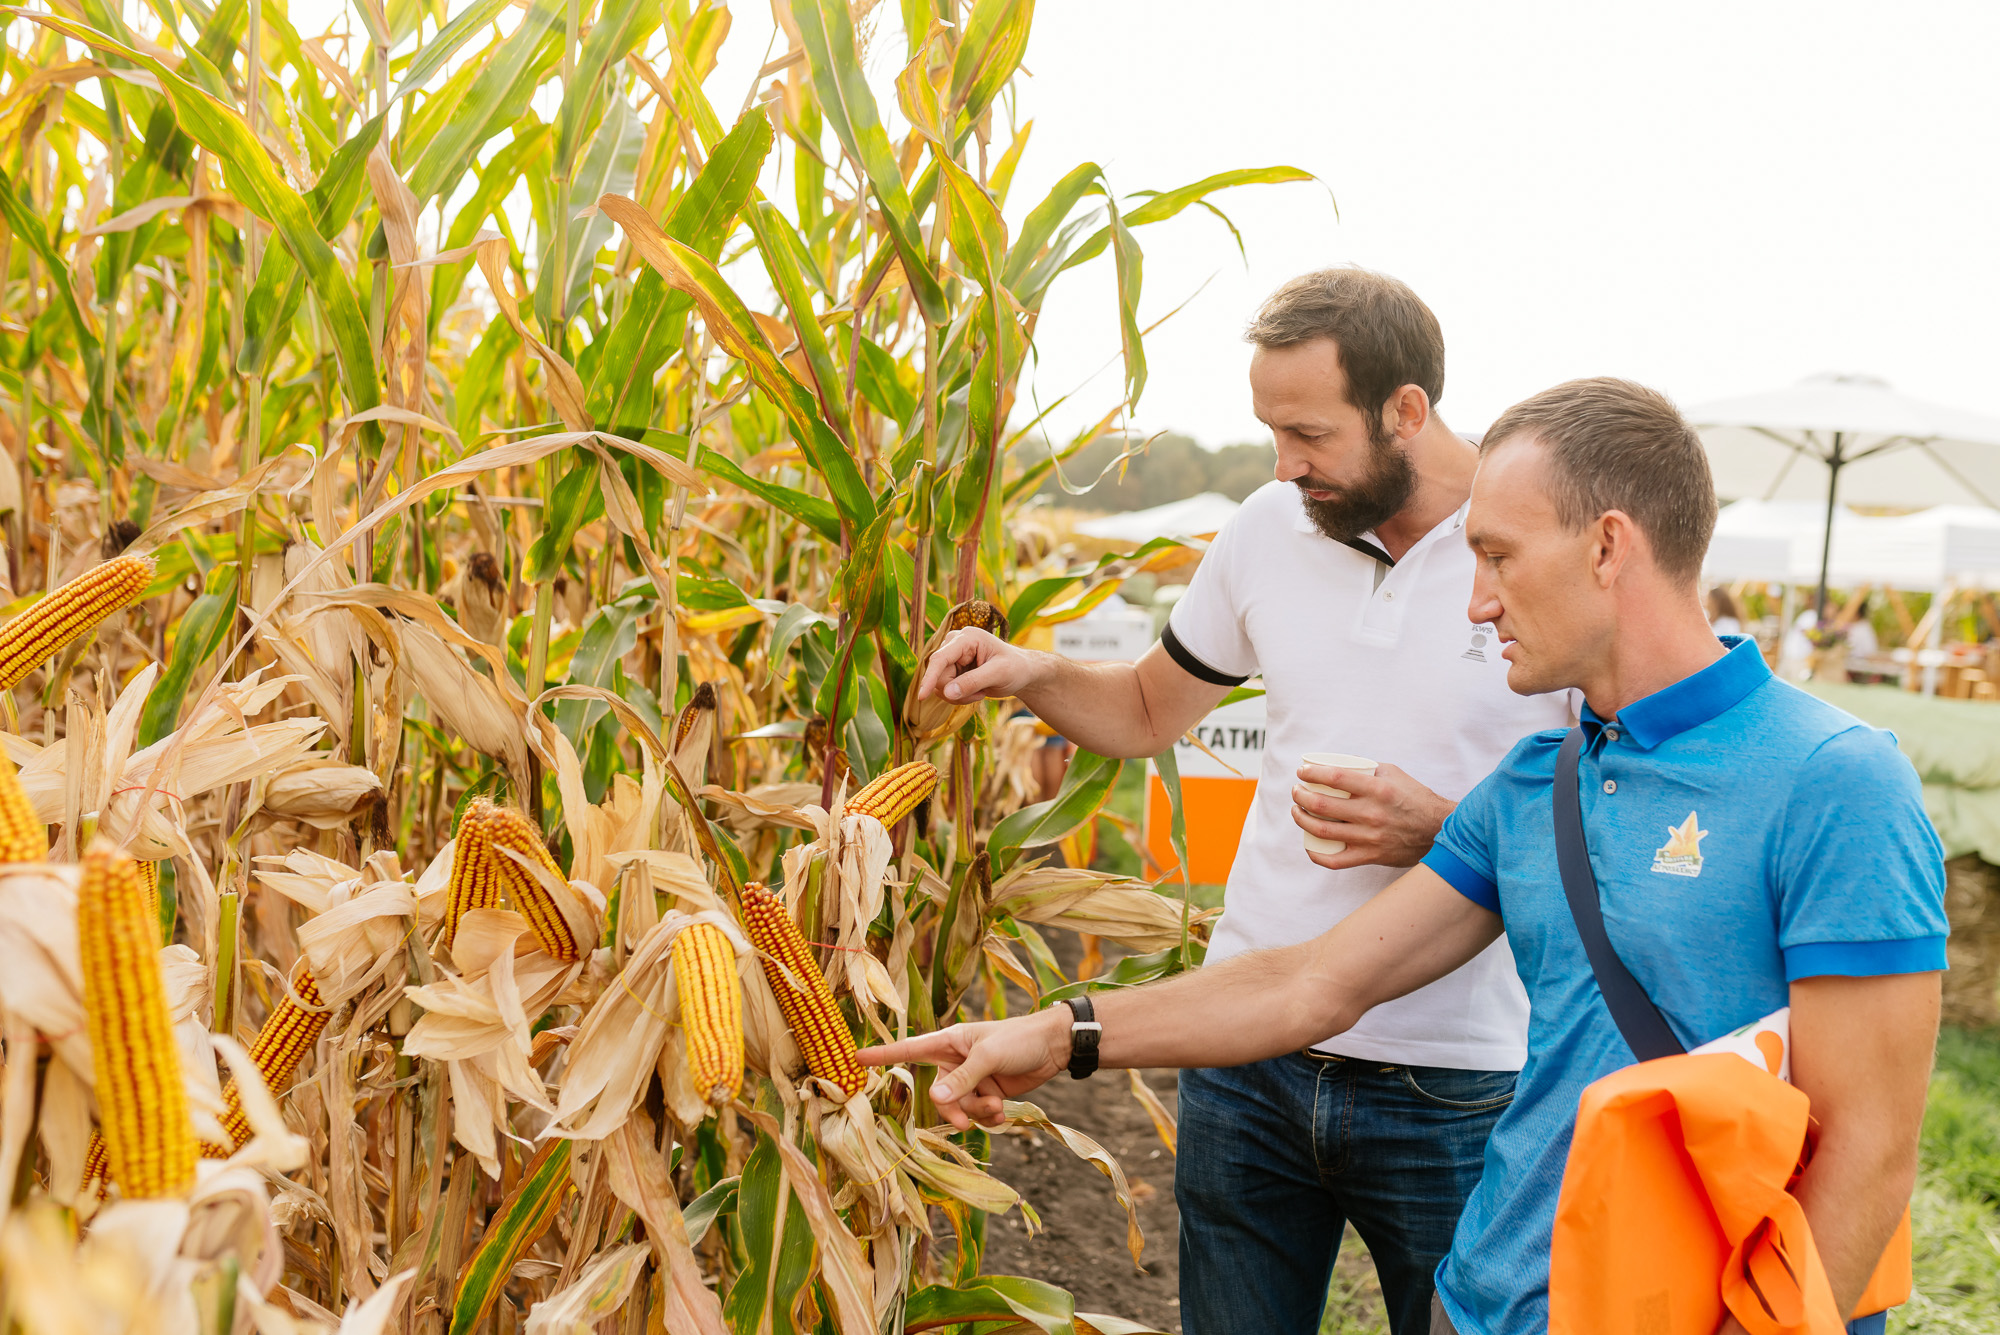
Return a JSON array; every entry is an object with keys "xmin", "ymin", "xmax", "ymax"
[{"xmin": 1297, "ymin": 417, "xmax": 1417, "ymax": 542}]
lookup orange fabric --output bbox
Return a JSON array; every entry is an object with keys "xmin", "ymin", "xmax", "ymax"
[{"xmin": 1549, "ymin": 1053, "xmax": 1911, "ymax": 1335}]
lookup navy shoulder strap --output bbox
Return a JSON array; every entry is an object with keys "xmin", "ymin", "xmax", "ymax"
[{"xmin": 1553, "ymin": 727, "xmax": 1686, "ymax": 1063}]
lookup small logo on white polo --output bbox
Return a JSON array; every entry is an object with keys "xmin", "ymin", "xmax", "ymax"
[
  {"xmin": 1462, "ymin": 624, "xmax": 1493, "ymax": 662},
  {"xmin": 1651, "ymin": 812, "xmax": 1708, "ymax": 877}
]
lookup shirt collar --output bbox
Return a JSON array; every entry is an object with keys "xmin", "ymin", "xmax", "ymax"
[{"xmin": 1580, "ymin": 635, "xmax": 1770, "ymax": 750}]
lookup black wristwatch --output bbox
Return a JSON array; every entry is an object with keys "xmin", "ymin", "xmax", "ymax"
[{"xmin": 1059, "ymin": 996, "xmax": 1101, "ymax": 1079}]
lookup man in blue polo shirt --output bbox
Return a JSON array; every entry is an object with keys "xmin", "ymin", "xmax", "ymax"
[{"xmin": 862, "ymin": 377, "xmax": 1947, "ymax": 1335}]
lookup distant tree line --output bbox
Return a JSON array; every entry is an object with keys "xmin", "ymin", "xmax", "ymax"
[{"xmin": 1025, "ymin": 434, "xmax": 1277, "ymax": 511}]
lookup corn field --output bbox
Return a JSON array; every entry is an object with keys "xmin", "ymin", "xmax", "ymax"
[{"xmin": 0, "ymin": 0, "xmax": 1309, "ymax": 1330}]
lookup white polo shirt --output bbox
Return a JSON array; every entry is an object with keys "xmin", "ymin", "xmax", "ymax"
[{"xmin": 1162, "ymin": 480, "xmax": 1574, "ymax": 1070}]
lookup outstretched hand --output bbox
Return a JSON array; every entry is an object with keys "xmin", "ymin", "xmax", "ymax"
[{"xmin": 859, "ymin": 1008, "xmax": 1071, "ymax": 1129}]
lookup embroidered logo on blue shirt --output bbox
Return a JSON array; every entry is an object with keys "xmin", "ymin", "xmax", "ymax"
[{"xmin": 1651, "ymin": 811, "xmax": 1708, "ymax": 877}]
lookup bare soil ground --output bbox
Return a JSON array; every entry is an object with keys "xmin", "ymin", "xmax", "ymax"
[{"xmin": 978, "ymin": 933, "xmax": 1389, "ymax": 1334}]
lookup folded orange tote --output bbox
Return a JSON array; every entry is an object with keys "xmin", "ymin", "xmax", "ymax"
[{"xmin": 1548, "ymin": 1051, "xmax": 1910, "ymax": 1335}]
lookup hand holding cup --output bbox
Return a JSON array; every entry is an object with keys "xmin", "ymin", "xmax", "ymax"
[{"xmin": 1293, "ymin": 755, "xmax": 1456, "ymax": 870}]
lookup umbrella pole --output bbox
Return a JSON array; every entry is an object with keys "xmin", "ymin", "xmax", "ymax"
[{"xmin": 1815, "ymin": 436, "xmax": 1844, "ymax": 622}]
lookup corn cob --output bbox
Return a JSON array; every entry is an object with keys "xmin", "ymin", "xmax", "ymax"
[
  {"xmin": 213, "ymin": 962, "xmax": 330, "ymax": 1151},
  {"xmin": 0, "ymin": 554, "xmax": 153, "ymax": 691},
  {"xmin": 441, "ymin": 800, "xmax": 501, "ymax": 951},
  {"xmin": 0, "ymin": 752, "xmax": 44, "ymax": 862},
  {"xmin": 135, "ymin": 860, "xmax": 162, "ymax": 944},
  {"xmin": 738, "ymin": 881, "xmax": 865, "ymax": 1098},
  {"xmin": 671, "ymin": 923, "xmax": 744, "ymax": 1106},
  {"xmin": 78, "ymin": 843, "xmax": 196, "ymax": 1198},
  {"xmin": 844, "ymin": 761, "xmax": 940, "ymax": 827},
  {"xmin": 483, "ymin": 803, "xmax": 582, "ymax": 962}
]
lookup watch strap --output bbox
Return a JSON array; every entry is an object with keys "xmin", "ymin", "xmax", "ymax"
[{"xmin": 1061, "ymin": 996, "xmax": 1101, "ymax": 1079}]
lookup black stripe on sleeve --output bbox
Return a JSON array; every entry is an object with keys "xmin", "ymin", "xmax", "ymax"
[{"xmin": 1160, "ymin": 623, "xmax": 1250, "ymax": 687}]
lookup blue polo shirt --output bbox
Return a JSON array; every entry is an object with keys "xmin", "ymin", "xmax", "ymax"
[{"xmin": 1419, "ymin": 636, "xmax": 1948, "ymax": 1335}]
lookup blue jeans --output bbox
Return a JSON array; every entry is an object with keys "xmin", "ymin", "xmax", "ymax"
[{"xmin": 1177, "ymin": 1052, "xmax": 1515, "ymax": 1335}]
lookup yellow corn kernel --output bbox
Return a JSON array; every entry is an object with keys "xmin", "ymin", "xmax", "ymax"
[
  {"xmin": 672, "ymin": 923, "xmax": 744, "ymax": 1106},
  {"xmin": 0, "ymin": 753, "xmax": 44, "ymax": 863},
  {"xmin": 483, "ymin": 804, "xmax": 581, "ymax": 963},
  {"xmin": 844, "ymin": 761, "xmax": 940, "ymax": 826},
  {"xmin": 78, "ymin": 843, "xmax": 196, "ymax": 1199},
  {"xmin": 213, "ymin": 962, "xmax": 329, "ymax": 1150},
  {"xmin": 0, "ymin": 555, "xmax": 153, "ymax": 691},
  {"xmin": 81, "ymin": 1132, "xmax": 109, "ymax": 1199},
  {"xmin": 943, "ymin": 599, "xmax": 1009, "ymax": 639},
  {"xmin": 738, "ymin": 882, "xmax": 864, "ymax": 1098},
  {"xmin": 441, "ymin": 800, "xmax": 501, "ymax": 951}
]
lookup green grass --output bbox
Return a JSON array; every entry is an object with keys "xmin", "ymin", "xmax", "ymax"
[{"xmin": 1313, "ymin": 1027, "xmax": 2000, "ymax": 1334}]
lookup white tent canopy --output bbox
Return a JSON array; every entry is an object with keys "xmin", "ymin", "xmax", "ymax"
[
  {"xmin": 1693, "ymin": 374, "xmax": 2000, "ymax": 512},
  {"xmin": 1074, "ymin": 491, "xmax": 1241, "ymax": 544},
  {"xmin": 1710, "ymin": 499, "xmax": 2000, "ymax": 590}
]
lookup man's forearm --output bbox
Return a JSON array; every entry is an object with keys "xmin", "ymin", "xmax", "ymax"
[
  {"xmin": 1014, "ymin": 655, "xmax": 1181, "ymax": 759},
  {"xmin": 1089, "ymin": 939, "xmax": 1360, "ymax": 1069},
  {"xmin": 1793, "ymin": 1130, "xmax": 1919, "ymax": 1315}
]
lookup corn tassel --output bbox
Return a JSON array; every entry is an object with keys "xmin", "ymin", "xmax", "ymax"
[
  {"xmin": 213, "ymin": 962, "xmax": 330, "ymax": 1151},
  {"xmin": 441, "ymin": 801, "xmax": 501, "ymax": 951},
  {"xmin": 671, "ymin": 923, "xmax": 743, "ymax": 1106},
  {"xmin": 0, "ymin": 554, "xmax": 153, "ymax": 691},
  {"xmin": 78, "ymin": 843, "xmax": 196, "ymax": 1199},
  {"xmin": 738, "ymin": 882, "xmax": 864, "ymax": 1097},
  {"xmin": 482, "ymin": 804, "xmax": 582, "ymax": 962},
  {"xmin": 844, "ymin": 761, "xmax": 939, "ymax": 826},
  {"xmin": 0, "ymin": 753, "xmax": 44, "ymax": 862}
]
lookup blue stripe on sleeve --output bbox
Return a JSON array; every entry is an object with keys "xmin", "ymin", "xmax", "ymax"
[
  {"xmin": 1422, "ymin": 845, "xmax": 1500, "ymax": 915},
  {"xmin": 1783, "ymin": 936, "xmax": 1949, "ymax": 980}
]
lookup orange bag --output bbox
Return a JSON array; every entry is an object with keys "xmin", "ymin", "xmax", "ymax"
[{"xmin": 1548, "ymin": 1051, "xmax": 1911, "ymax": 1335}]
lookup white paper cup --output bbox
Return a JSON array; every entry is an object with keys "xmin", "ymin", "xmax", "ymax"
[{"xmin": 1299, "ymin": 752, "xmax": 1379, "ymax": 856}]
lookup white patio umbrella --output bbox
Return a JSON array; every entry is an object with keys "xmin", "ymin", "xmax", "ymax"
[
  {"xmin": 1074, "ymin": 491, "xmax": 1241, "ymax": 544},
  {"xmin": 1690, "ymin": 373, "xmax": 2000, "ymax": 615}
]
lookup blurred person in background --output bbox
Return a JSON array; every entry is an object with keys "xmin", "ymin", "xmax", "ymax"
[
  {"xmin": 1706, "ymin": 585, "xmax": 1744, "ymax": 636},
  {"xmin": 910, "ymin": 270, "xmax": 1574, "ymax": 1334}
]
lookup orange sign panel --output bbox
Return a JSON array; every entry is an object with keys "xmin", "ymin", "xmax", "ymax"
[{"xmin": 1143, "ymin": 695, "xmax": 1265, "ymax": 885}]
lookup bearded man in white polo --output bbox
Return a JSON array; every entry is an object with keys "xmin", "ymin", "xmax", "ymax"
[{"xmin": 913, "ymin": 269, "xmax": 1572, "ymax": 1332}]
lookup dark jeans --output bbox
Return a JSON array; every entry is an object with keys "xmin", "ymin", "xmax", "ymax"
[{"xmin": 1177, "ymin": 1052, "xmax": 1515, "ymax": 1335}]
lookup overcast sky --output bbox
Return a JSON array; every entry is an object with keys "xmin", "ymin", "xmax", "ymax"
[{"xmin": 290, "ymin": 0, "xmax": 2000, "ymax": 449}]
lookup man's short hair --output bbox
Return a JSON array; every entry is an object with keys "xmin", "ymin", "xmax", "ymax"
[
  {"xmin": 1482, "ymin": 378, "xmax": 1716, "ymax": 583},
  {"xmin": 1244, "ymin": 269, "xmax": 1446, "ymax": 417}
]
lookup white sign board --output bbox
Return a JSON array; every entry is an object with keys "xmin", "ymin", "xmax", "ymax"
[
  {"xmin": 1148, "ymin": 693, "xmax": 1266, "ymax": 780},
  {"xmin": 1054, "ymin": 607, "xmax": 1155, "ymax": 663}
]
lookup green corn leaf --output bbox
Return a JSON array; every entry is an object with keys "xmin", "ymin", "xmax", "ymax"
[
  {"xmin": 551, "ymin": 0, "xmax": 660, "ymax": 168},
  {"xmin": 537, "ymin": 89, "xmax": 643, "ymax": 327},
  {"xmin": 136, "ymin": 566, "xmax": 238, "ymax": 747},
  {"xmin": 693, "ymin": 448, "xmax": 839, "ymax": 542},
  {"xmin": 522, "ymin": 453, "xmax": 603, "ymax": 583},
  {"xmin": 788, "ymin": 0, "xmax": 947, "ymax": 324},
  {"xmin": 722, "ymin": 1135, "xmax": 815, "ymax": 1335},
  {"xmin": 405, "ymin": 0, "xmax": 565, "ymax": 205},
  {"xmin": 988, "ymin": 750, "xmax": 1123, "ymax": 872},
  {"xmin": 904, "ymin": 1276, "xmax": 1077, "ymax": 1335},
  {"xmin": 455, "ymin": 318, "xmax": 522, "ymax": 447},
  {"xmin": 600, "ymin": 195, "xmax": 875, "ymax": 533},
  {"xmin": 391, "ymin": 0, "xmax": 511, "ymax": 101},
  {"xmin": 587, "ymin": 107, "xmax": 771, "ymax": 432},
  {"xmin": 683, "ymin": 1174, "xmax": 739, "ymax": 1247},
  {"xmin": 22, "ymin": 12, "xmax": 381, "ymax": 422},
  {"xmin": 449, "ymin": 1140, "xmax": 573, "ymax": 1335},
  {"xmin": 854, "ymin": 335, "xmax": 917, "ymax": 427},
  {"xmin": 1003, "ymin": 162, "xmax": 1104, "ymax": 295},
  {"xmin": 1060, "ymin": 165, "xmax": 1321, "ymax": 276},
  {"xmin": 240, "ymin": 114, "xmax": 386, "ymax": 377},
  {"xmin": 948, "ymin": 0, "xmax": 1035, "ymax": 130},
  {"xmin": 429, "ymin": 119, "xmax": 550, "ymax": 340},
  {"xmin": 744, "ymin": 200, "xmax": 852, "ymax": 446}
]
